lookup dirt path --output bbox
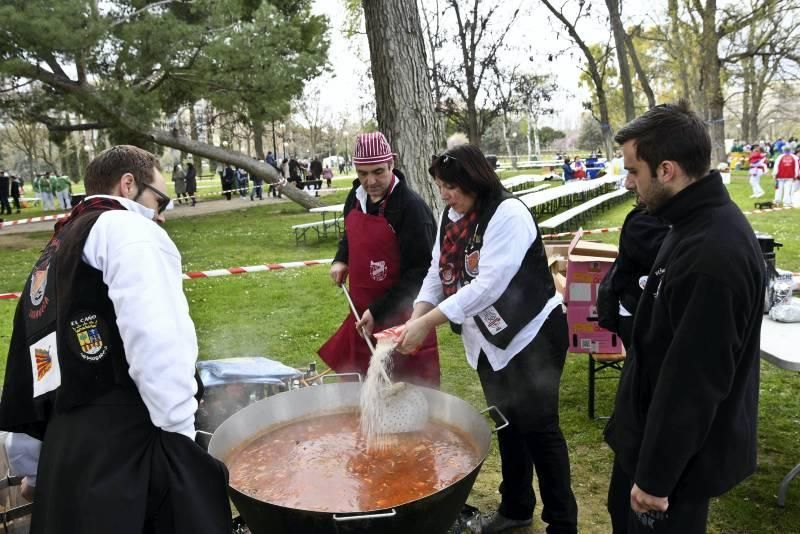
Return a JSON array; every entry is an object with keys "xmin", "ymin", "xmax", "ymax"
[{"xmin": 0, "ymin": 188, "xmax": 342, "ymax": 236}]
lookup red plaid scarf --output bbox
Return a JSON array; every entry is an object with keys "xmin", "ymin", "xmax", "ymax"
[
  {"xmin": 439, "ymin": 209, "xmax": 478, "ymax": 297},
  {"xmin": 53, "ymin": 197, "xmax": 127, "ymax": 236}
]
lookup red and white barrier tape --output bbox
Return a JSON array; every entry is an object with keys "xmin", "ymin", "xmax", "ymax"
[
  {"xmin": 0, "ymin": 259, "xmax": 333, "ymax": 300},
  {"xmin": 182, "ymin": 258, "xmax": 332, "ymax": 279},
  {"xmin": 1, "ymin": 213, "xmax": 69, "ymax": 228},
  {"xmin": 542, "ymin": 226, "xmax": 622, "ymax": 239}
]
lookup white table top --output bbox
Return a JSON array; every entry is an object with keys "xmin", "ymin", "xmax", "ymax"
[
  {"xmin": 309, "ymin": 203, "xmax": 345, "ymax": 214},
  {"xmin": 519, "ymin": 175, "xmax": 623, "ymax": 209},
  {"xmin": 501, "ymin": 174, "xmax": 543, "ymax": 188},
  {"xmin": 760, "ymin": 317, "xmax": 800, "ymax": 371}
]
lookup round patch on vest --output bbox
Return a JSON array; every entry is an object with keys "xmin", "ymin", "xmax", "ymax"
[
  {"xmin": 441, "ymin": 264, "xmax": 456, "ymax": 285},
  {"xmin": 68, "ymin": 311, "xmax": 110, "ymax": 362},
  {"xmin": 465, "ymin": 250, "xmax": 480, "ymax": 277}
]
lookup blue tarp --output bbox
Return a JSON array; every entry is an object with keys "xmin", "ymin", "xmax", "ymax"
[{"xmin": 196, "ymin": 356, "xmax": 303, "ymax": 387}]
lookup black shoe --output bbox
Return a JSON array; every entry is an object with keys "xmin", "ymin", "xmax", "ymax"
[{"xmin": 478, "ymin": 511, "xmax": 532, "ymax": 533}]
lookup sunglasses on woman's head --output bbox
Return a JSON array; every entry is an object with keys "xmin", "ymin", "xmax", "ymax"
[
  {"xmin": 438, "ymin": 153, "xmax": 459, "ymax": 167},
  {"xmin": 140, "ymin": 182, "xmax": 171, "ymax": 214}
]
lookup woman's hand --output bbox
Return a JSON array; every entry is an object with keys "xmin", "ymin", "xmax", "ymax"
[{"xmin": 395, "ymin": 318, "xmax": 431, "ymax": 354}]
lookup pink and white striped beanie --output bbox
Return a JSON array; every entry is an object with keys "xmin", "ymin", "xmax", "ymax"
[{"xmin": 352, "ymin": 132, "xmax": 395, "ymax": 165}]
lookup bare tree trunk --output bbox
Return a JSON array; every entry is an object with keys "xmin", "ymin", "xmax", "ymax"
[
  {"xmin": 253, "ymin": 121, "xmax": 265, "ymax": 160},
  {"xmin": 741, "ymin": 58, "xmax": 753, "ymax": 141},
  {"xmin": 531, "ymin": 111, "xmax": 541, "ymax": 157},
  {"xmin": 502, "ymin": 116, "xmax": 513, "ymax": 157},
  {"xmin": 362, "ymin": 0, "xmax": 442, "ymax": 212},
  {"xmin": 606, "ymin": 0, "xmax": 636, "ymax": 121},
  {"xmin": 701, "ymin": 0, "xmax": 726, "ymax": 165},
  {"xmin": 624, "ymin": 31, "xmax": 656, "ymax": 109},
  {"xmin": 540, "ymin": 0, "xmax": 614, "ymax": 158},
  {"xmin": 668, "ymin": 0, "xmax": 692, "ymax": 103},
  {"xmin": 147, "ymin": 129, "xmax": 321, "ymax": 209},
  {"xmin": 189, "ymin": 105, "xmax": 203, "ymax": 177},
  {"xmin": 526, "ymin": 112, "xmax": 532, "ymax": 159}
]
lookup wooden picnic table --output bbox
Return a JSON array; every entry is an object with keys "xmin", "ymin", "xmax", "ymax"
[
  {"xmin": 309, "ymin": 203, "xmax": 345, "ymax": 238},
  {"xmin": 759, "ymin": 316, "xmax": 800, "ymax": 506}
]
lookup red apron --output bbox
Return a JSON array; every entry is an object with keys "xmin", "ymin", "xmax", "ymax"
[{"xmin": 318, "ymin": 193, "xmax": 440, "ymax": 387}]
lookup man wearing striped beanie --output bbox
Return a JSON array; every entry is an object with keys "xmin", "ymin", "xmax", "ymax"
[{"xmin": 319, "ymin": 132, "xmax": 441, "ymax": 386}]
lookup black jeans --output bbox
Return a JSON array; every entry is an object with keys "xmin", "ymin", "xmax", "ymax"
[
  {"xmin": 476, "ymin": 307, "xmax": 578, "ymax": 534},
  {"xmin": 608, "ymin": 458, "xmax": 709, "ymax": 533},
  {"xmin": 0, "ymin": 195, "xmax": 10, "ymax": 214}
]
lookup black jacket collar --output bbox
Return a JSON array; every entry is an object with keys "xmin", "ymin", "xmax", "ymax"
[{"xmin": 652, "ymin": 171, "xmax": 728, "ymax": 226}]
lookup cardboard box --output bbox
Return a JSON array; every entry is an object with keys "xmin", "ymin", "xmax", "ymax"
[{"xmin": 565, "ymin": 232, "xmax": 619, "ymax": 353}]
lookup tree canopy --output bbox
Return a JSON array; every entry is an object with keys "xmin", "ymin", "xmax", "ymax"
[{"xmin": 0, "ymin": 0, "xmax": 330, "ymax": 208}]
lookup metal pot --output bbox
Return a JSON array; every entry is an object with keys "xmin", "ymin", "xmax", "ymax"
[{"xmin": 207, "ymin": 380, "xmax": 507, "ymax": 534}]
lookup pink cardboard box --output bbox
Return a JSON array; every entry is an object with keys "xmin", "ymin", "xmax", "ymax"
[{"xmin": 565, "ymin": 232, "xmax": 620, "ymax": 353}]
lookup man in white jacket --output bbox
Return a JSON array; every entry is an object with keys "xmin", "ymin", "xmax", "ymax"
[{"xmin": 0, "ymin": 145, "xmax": 230, "ymax": 534}]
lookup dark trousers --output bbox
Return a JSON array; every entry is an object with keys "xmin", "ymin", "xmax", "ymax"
[
  {"xmin": 0, "ymin": 194, "xmax": 10, "ymax": 214},
  {"xmin": 476, "ymin": 307, "xmax": 578, "ymax": 534},
  {"xmin": 608, "ymin": 458, "xmax": 709, "ymax": 533},
  {"xmin": 251, "ymin": 184, "xmax": 263, "ymax": 200}
]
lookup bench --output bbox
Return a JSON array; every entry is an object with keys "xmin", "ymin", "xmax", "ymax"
[
  {"xmin": 291, "ymin": 221, "xmax": 326, "ymax": 243},
  {"xmin": 538, "ymin": 188, "xmax": 630, "ymax": 231},
  {"xmin": 512, "ymin": 183, "xmax": 551, "ymax": 196}
]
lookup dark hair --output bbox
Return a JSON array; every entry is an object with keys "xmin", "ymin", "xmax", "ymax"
[
  {"xmin": 428, "ymin": 144, "xmax": 504, "ymax": 210},
  {"xmin": 85, "ymin": 145, "xmax": 160, "ymax": 195},
  {"xmin": 614, "ymin": 100, "xmax": 710, "ymax": 179}
]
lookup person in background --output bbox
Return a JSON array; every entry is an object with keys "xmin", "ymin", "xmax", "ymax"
[
  {"xmin": 265, "ymin": 151, "xmax": 276, "ymax": 167},
  {"xmin": 604, "ymin": 101, "xmax": 764, "ymax": 533},
  {"xmin": 250, "ymin": 162, "xmax": 264, "ymax": 201},
  {"xmin": 185, "ymin": 162, "xmax": 197, "ymax": 207},
  {"xmin": 54, "ymin": 175, "xmax": 72, "ymax": 211},
  {"xmin": 319, "ymin": 132, "xmax": 440, "ymax": 386},
  {"xmin": 748, "ymin": 145, "xmax": 768, "ymax": 198},
  {"xmin": 397, "ymin": 144, "xmax": 578, "ymax": 534},
  {"xmin": 35, "ymin": 172, "xmax": 56, "ymax": 211},
  {"xmin": 235, "ymin": 167, "xmax": 249, "ymax": 199},
  {"xmin": 772, "ymin": 145, "xmax": 799, "ymax": 207},
  {"xmin": 323, "ymin": 164, "xmax": 334, "ymax": 188},
  {"xmin": 173, "ymin": 163, "xmax": 187, "ymax": 205},
  {"xmin": 0, "ymin": 170, "xmax": 10, "ymax": 215},
  {"xmin": 562, "ymin": 158, "xmax": 575, "ymax": 181},
  {"xmin": 308, "ymin": 158, "xmax": 323, "ymax": 195},
  {"xmin": 221, "ymin": 164, "xmax": 235, "ymax": 200},
  {"xmin": 572, "ymin": 157, "xmax": 587, "ymax": 180},
  {"xmin": 0, "ymin": 145, "xmax": 231, "ymax": 533},
  {"xmin": 10, "ymin": 174, "xmax": 22, "ymax": 213}
]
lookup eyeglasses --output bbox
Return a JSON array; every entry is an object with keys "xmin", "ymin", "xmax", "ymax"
[
  {"xmin": 140, "ymin": 182, "xmax": 171, "ymax": 214},
  {"xmin": 438, "ymin": 152, "xmax": 459, "ymax": 167}
]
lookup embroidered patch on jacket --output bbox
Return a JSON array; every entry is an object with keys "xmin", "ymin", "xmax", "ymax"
[
  {"xmin": 68, "ymin": 312, "xmax": 110, "ymax": 362},
  {"xmin": 477, "ymin": 305, "xmax": 509, "ymax": 335},
  {"xmin": 465, "ymin": 250, "xmax": 480, "ymax": 277},
  {"xmin": 370, "ymin": 260, "xmax": 387, "ymax": 282},
  {"xmin": 441, "ymin": 264, "xmax": 456, "ymax": 285},
  {"xmin": 29, "ymin": 331, "xmax": 61, "ymax": 397},
  {"xmin": 27, "ymin": 237, "xmax": 61, "ymax": 320}
]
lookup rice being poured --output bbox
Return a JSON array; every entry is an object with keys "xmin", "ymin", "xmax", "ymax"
[{"xmin": 359, "ymin": 337, "xmax": 396, "ymax": 450}]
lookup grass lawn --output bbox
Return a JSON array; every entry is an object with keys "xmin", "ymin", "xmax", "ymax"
[{"xmin": 1, "ymin": 170, "xmax": 799, "ymax": 532}]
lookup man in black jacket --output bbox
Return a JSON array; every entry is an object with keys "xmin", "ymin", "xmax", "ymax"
[{"xmin": 604, "ymin": 101, "xmax": 765, "ymax": 533}]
